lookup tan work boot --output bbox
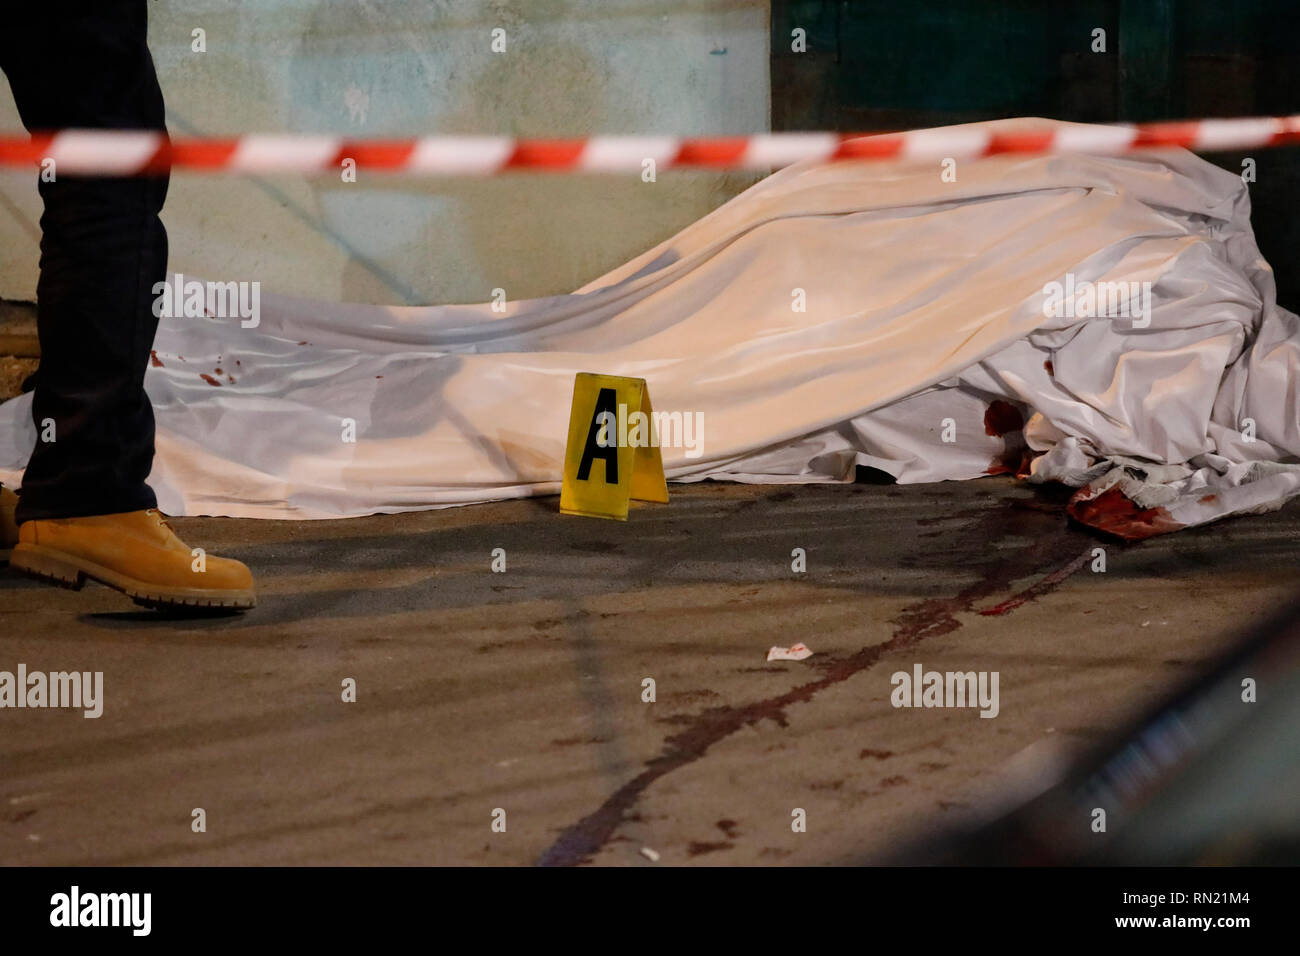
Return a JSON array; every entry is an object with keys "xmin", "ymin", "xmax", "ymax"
[{"xmin": 11, "ymin": 508, "xmax": 255, "ymax": 610}]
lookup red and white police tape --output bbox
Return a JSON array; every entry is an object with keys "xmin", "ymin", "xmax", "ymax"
[{"xmin": 2, "ymin": 115, "xmax": 1300, "ymax": 176}]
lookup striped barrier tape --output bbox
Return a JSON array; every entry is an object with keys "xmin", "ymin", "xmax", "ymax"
[{"xmin": 1, "ymin": 116, "xmax": 1298, "ymax": 176}]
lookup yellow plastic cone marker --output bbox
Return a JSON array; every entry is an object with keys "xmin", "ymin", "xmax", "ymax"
[{"xmin": 560, "ymin": 373, "xmax": 669, "ymax": 520}]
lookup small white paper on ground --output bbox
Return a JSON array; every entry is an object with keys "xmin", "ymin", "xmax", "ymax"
[{"xmin": 767, "ymin": 642, "xmax": 814, "ymax": 662}]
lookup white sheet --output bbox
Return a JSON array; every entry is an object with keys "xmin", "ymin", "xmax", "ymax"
[{"xmin": 3, "ymin": 117, "xmax": 1299, "ymax": 538}]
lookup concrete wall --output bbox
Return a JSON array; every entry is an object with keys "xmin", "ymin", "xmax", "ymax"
[{"xmin": 0, "ymin": 0, "xmax": 769, "ymax": 305}]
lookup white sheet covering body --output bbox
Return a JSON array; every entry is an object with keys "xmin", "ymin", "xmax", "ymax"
[{"xmin": 3, "ymin": 118, "xmax": 1299, "ymax": 537}]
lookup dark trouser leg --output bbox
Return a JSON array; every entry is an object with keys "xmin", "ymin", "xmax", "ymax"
[{"xmin": 0, "ymin": 1, "xmax": 169, "ymax": 523}]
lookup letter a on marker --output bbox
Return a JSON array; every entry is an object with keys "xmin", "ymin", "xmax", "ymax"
[{"xmin": 560, "ymin": 372, "xmax": 668, "ymax": 520}]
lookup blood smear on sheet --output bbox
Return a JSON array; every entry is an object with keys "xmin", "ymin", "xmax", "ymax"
[
  {"xmin": 984, "ymin": 400, "xmax": 1024, "ymax": 437},
  {"xmin": 1067, "ymin": 486, "xmax": 1183, "ymax": 540}
]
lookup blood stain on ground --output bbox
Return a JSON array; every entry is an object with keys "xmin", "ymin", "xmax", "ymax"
[
  {"xmin": 687, "ymin": 841, "xmax": 733, "ymax": 857},
  {"xmin": 149, "ymin": 350, "xmax": 164, "ymax": 367},
  {"xmin": 199, "ymin": 373, "xmax": 222, "ymax": 387},
  {"xmin": 980, "ymin": 548, "xmax": 1093, "ymax": 615},
  {"xmin": 538, "ymin": 510, "xmax": 1093, "ymax": 866}
]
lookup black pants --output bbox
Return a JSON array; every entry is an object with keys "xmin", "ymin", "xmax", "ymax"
[{"xmin": 1, "ymin": 1, "xmax": 167, "ymax": 523}]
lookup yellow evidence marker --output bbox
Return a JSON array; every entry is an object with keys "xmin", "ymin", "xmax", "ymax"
[{"xmin": 559, "ymin": 373, "xmax": 669, "ymax": 520}]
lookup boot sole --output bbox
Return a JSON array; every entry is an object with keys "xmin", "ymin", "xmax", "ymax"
[{"xmin": 10, "ymin": 542, "xmax": 256, "ymax": 610}]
